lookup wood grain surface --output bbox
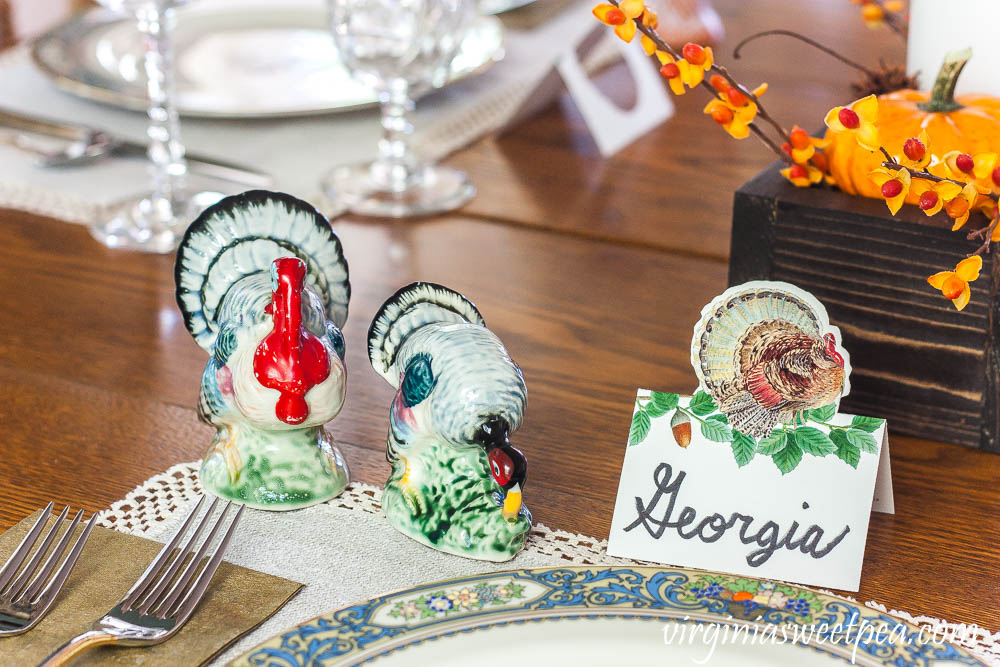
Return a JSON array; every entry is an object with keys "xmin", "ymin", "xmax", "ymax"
[{"xmin": 0, "ymin": 0, "xmax": 997, "ymax": 639}]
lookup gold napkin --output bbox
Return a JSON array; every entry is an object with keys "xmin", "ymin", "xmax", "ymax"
[{"xmin": 0, "ymin": 509, "xmax": 302, "ymax": 665}]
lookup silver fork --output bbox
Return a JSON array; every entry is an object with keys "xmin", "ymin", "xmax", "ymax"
[
  {"xmin": 39, "ymin": 496, "xmax": 244, "ymax": 666},
  {"xmin": 0, "ymin": 502, "xmax": 97, "ymax": 636}
]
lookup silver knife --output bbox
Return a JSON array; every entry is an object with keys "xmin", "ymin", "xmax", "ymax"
[{"xmin": 0, "ymin": 108, "xmax": 273, "ymax": 188}]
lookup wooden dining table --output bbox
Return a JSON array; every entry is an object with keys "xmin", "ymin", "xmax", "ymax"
[{"xmin": 1, "ymin": 0, "xmax": 997, "ymax": 638}]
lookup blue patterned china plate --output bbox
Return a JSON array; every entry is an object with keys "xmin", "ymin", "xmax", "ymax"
[{"xmin": 231, "ymin": 566, "xmax": 983, "ymax": 666}]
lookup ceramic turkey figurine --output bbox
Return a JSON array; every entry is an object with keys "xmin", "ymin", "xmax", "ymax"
[
  {"xmin": 368, "ymin": 283, "xmax": 531, "ymax": 561},
  {"xmin": 175, "ymin": 190, "xmax": 351, "ymax": 511}
]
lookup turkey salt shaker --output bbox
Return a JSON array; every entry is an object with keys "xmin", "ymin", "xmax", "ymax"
[
  {"xmin": 175, "ymin": 191, "xmax": 351, "ymax": 511},
  {"xmin": 368, "ymin": 283, "xmax": 531, "ymax": 561}
]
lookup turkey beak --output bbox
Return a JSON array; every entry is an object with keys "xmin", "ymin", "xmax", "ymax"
[{"xmin": 501, "ymin": 482, "xmax": 522, "ymax": 521}]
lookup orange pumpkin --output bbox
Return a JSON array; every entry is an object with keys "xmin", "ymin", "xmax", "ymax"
[{"xmin": 825, "ymin": 53, "xmax": 1000, "ymax": 205}]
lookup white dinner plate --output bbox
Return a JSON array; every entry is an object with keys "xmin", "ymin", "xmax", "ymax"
[
  {"xmin": 30, "ymin": 3, "xmax": 505, "ymax": 119},
  {"xmin": 230, "ymin": 565, "xmax": 984, "ymax": 666}
]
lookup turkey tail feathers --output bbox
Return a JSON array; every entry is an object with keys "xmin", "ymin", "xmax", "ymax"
[
  {"xmin": 691, "ymin": 281, "xmax": 847, "ymax": 398},
  {"xmin": 175, "ymin": 190, "xmax": 350, "ymax": 351},
  {"xmin": 368, "ymin": 282, "xmax": 485, "ymax": 386},
  {"xmin": 719, "ymin": 391, "xmax": 780, "ymax": 439}
]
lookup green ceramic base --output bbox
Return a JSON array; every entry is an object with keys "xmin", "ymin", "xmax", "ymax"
[
  {"xmin": 200, "ymin": 423, "xmax": 349, "ymax": 511},
  {"xmin": 383, "ymin": 439, "xmax": 530, "ymax": 562}
]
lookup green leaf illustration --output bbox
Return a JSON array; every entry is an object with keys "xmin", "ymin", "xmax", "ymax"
[
  {"xmin": 645, "ymin": 401, "xmax": 670, "ymax": 418},
  {"xmin": 793, "ymin": 427, "xmax": 836, "ymax": 456},
  {"xmin": 757, "ymin": 430, "xmax": 787, "ymax": 455},
  {"xmin": 649, "ymin": 391, "xmax": 679, "ymax": 413},
  {"xmin": 845, "ymin": 428, "xmax": 878, "ymax": 453},
  {"xmin": 629, "ymin": 409, "xmax": 651, "ymax": 445},
  {"xmin": 688, "ymin": 390, "xmax": 717, "ymax": 416},
  {"xmin": 807, "ymin": 404, "xmax": 836, "ymax": 422},
  {"xmin": 700, "ymin": 416, "xmax": 733, "ymax": 442},
  {"xmin": 850, "ymin": 415, "xmax": 885, "ymax": 433},
  {"xmin": 771, "ymin": 438, "xmax": 803, "ymax": 474},
  {"xmin": 831, "ymin": 430, "xmax": 860, "ymax": 468},
  {"xmin": 730, "ymin": 431, "xmax": 755, "ymax": 467}
]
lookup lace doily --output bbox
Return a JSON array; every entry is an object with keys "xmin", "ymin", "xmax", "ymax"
[{"xmin": 98, "ymin": 461, "xmax": 999, "ymax": 666}]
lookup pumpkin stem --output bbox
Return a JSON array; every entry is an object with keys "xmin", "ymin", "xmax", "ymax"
[
  {"xmin": 918, "ymin": 48, "xmax": 971, "ymax": 113},
  {"xmin": 732, "ymin": 30, "xmax": 878, "ymax": 78}
]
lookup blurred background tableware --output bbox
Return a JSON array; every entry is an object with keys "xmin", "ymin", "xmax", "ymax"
[
  {"xmin": 323, "ymin": 0, "xmax": 477, "ymax": 218},
  {"xmin": 0, "ymin": 107, "xmax": 273, "ymax": 184},
  {"xmin": 0, "ymin": 503, "xmax": 96, "ymax": 636},
  {"xmin": 87, "ymin": 0, "xmax": 223, "ymax": 253},
  {"xmin": 30, "ymin": 2, "xmax": 505, "ymax": 118},
  {"xmin": 39, "ymin": 496, "xmax": 244, "ymax": 665}
]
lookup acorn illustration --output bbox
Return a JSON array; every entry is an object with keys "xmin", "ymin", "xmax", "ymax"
[{"xmin": 670, "ymin": 410, "xmax": 692, "ymax": 448}]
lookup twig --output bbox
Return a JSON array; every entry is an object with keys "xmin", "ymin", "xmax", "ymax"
[
  {"xmin": 732, "ymin": 30, "xmax": 878, "ymax": 77},
  {"xmin": 867, "ymin": 0, "xmax": 908, "ymax": 39},
  {"xmin": 969, "ymin": 212, "xmax": 1000, "ymax": 257}
]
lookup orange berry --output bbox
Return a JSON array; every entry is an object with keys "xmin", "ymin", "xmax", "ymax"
[
  {"xmin": 709, "ymin": 74, "xmax": 727, "ymax": 92},
  {"xmin": 941, "ymin": 274, "xmax": 965, "ymax": 300},
  {"xmin": 946, "ymin": 197, "xmax": 970, "ymax": 219},
  {"xmin": 811, "ymin": 152, "xmax": 829, "ymax": 171},
  {"xmin": 956, "ymin": 153, "xmax": 975, "ymax": 173},
  {"xmin": 605, "ymin": 7, "xmax": 626, "ymax": 24},
  {"xmin": 919, "ymin": 191, "xmax": 939, "ymax": 210},
  {"xmin": 788, "ymin": 164, "xmax": 808, "ymax": 180},
  {"xmin": 881, "ymin": 179, "xmax": 903, "ymax": 198},
  {"xmin": 993, "ymin": 166, "xmax": 1000, "ymax": 187},
  {"xmin": 660, "ymin": 62, "xmax": 680, "ymax": 79},
  {"xmin": 732, "ymin": 591, "xmax": 753, "ymax": 602},
  {"xmin": 838, "ymin": 108, "xmax": 860, "ymax": 129},
  {"xmin": 682, "ymin": 43, "xmax": 706, "ymax": 65},
  {"xmin": 861, "ymin": 4, "xmax": 883, "ymax": 21},
  {"xmin": 726, "ymin": 86, "xmax": 749, "ymax": 106},
  {"xmin": 711, "ymin": 105, "xmax": 734, "ymax": 125},
  {"xmin": 780, "ymin": 142, "xmax": 793, "ymax": 158},
  {"xmin": 789, "ymin": 127, "xmax": 810, "ymax": 150},
  {"xmin": 903, "ymin": 137, "xmax": 926, "ymax": 162}
]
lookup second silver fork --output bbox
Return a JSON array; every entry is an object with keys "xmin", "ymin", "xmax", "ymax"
[{"xmin": 39, "ymin": 496, "xmax": 244, "ymax": 666}]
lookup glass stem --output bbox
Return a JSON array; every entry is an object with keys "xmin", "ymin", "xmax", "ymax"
[
  {"xmin": 136, "ymin": 2, "xmax": 186, "ymax": 222},
  {"xmin": 374, "ymin": 79, "xmax": 418, "ymax": 193}
]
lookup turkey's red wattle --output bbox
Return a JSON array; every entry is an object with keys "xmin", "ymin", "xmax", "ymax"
[{"xmin": 253, "ymin": 257, "xmax": 331, "ymax": 424}]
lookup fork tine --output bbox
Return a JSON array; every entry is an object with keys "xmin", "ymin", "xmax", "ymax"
[
  {"xmin": 2, "ymin": 505, "xmax": 69, "ymax": 599},
  {"xmin": 29, "ymin": 512, "xmax": 96, "ymax": 607},
  {"xmin": 170, "ymin": 504, "xmax": 244, "ymax": 622},
  {"xmin": 120, "ymin": 495, "xmax": 206, "ymax": 610},
  {"xmin": 133, "ymin": 497, "xmax": 220, "ymax": 615},
  {"xmin": 0, "ymin": 502, "xmax": 53, "ymax": 592},
  {"xmin": 151, "ymin": 502, "xmax": 232, "ymax": 618},
  {"xmin": 6, "ymin": 506, "xmax": 72, "ymax": 602}
]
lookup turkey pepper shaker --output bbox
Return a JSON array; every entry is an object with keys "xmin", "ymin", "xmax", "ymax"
[{"xmin": 175, "ymin": 190, "xmax": 352, "ymax": 511}]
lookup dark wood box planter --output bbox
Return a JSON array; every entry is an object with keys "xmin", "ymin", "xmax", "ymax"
[{"xmin": 730, "ymin": 163, "xmax": 999, "ymax": 452}]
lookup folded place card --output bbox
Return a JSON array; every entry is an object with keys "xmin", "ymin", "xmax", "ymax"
[{"xmin": 607, "ymin": 281, "xmax": 894, "ymax": 592}]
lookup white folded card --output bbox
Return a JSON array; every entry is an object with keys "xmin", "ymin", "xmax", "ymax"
[{"xmin": 608, "ymin": 281, "xmax": 894, "ymax": 592}]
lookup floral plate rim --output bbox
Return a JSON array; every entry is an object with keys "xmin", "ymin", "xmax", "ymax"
[{"xmin": 230, "ymin": 565, "xmax": 984, "ymax": 667}]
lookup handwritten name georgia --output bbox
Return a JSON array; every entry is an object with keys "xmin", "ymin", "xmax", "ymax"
[{"xmin": 623, "ymin": 463, "xmax": 850, "ymax": 567}]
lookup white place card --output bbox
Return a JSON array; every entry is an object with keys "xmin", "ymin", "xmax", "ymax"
[
  {"xmin": 608, "ymin": 281, "xmax": 894, "ymax": 591},
  {"xmin": 608, "ymin": 391, "xmax": 893, "ymax": 592}
]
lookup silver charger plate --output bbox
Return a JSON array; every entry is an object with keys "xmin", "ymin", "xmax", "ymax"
[{"xmin": 30, "ymin": 3, "xmax": 505, "ymax": 119}]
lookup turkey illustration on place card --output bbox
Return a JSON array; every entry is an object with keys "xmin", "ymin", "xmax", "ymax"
[{"xmin": 608, "ymin": 281, "xmax": 894, "ymax": 592}]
